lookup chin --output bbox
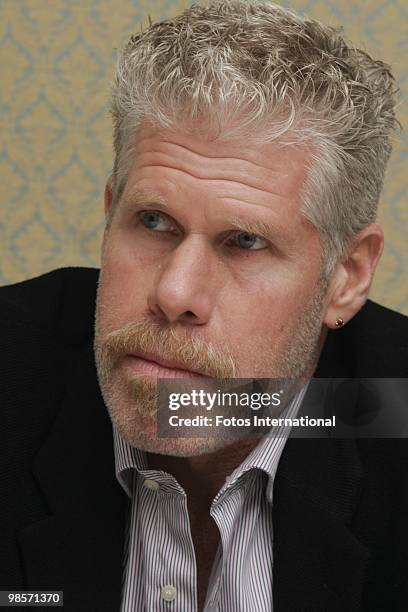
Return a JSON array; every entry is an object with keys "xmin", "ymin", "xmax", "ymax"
[
  {"xmin": 117, "ymin": 420, "xmax": 231, "ymax": 457},
  {"xmin": 101, "ymin": 385, "xmax": 226, "ymax": 457}
]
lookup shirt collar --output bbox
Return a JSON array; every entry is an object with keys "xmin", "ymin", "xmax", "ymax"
[
  {"xmin": 113, "ymin": 383, "xmax": 308, "ymax": 502},
  {"xmin": 235, "ymin": 383, "xmax": 308, "ymax": 503}
]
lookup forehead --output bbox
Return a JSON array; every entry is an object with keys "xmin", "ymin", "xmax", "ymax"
[
  {"xmin": 120, "ymin": 124, "xmax": 312, "ymax": 234},
  {"xmin": 131, "ymin": 123, "xmax": 309, "ymax": 187}
]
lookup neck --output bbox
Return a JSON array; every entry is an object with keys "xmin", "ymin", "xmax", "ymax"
[{"xmin": 147, "ymin": 434, "xmax": 261, "ymax": 508}]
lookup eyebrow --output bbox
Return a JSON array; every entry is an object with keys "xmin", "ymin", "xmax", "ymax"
[
  {"xmin": 121, "ymin": 190, "xmax": 279, "ymax": 241},
  {"xmin": 121, "ymin": 190, "xmax": 169, "ymax": 211}
]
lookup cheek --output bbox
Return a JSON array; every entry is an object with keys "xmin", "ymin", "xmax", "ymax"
[
  {"xmin": 97, "ymin": 235, "xmax": 156, "ymax": 331},
  {"xmin": 221, "ymin": 279, "xmax": 315, "ymax": 358}
]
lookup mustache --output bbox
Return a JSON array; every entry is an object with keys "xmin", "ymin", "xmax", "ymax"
[{"xmin": 96, "ymin": 319, "xmax": 237, "ymax": 379}]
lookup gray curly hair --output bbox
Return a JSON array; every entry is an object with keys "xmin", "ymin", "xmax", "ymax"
[{"xmin": 109, "ymin": 0, "xmax": 398, "ymax": 277}]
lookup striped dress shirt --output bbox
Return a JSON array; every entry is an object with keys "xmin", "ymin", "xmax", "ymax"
[{"xmin": 114, "ymin": 387, "xmax": 306, "ymax": 612}]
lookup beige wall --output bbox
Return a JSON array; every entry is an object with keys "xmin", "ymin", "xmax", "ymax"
[{"xmin": 0, "ymin": 0, "xmax": 406, "ymax": 313}]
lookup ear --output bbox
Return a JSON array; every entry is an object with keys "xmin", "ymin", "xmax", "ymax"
[
  {"xmin": 104, "ymin": 176, "xmax": 114, "ymax": 221},
  {"xmin": 323, "ymin": 223, "xmax": 384, "ymax": 329}
]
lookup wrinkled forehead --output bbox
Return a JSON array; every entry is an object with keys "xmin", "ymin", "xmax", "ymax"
[
  {"xmin": 128, "ymin": 122, "xmax": 311, "ymax": 201},
  {"xmin": 112, "ymin": 112, "xmax": 314, "ymax": 209},
  {"xmin": 134, "ymin": 119, "xmax": 310, "ymax": 165}
]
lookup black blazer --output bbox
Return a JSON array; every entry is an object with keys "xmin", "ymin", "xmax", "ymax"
[{"xmin": 0, "ymin": 267, "xmax": 407, "ymax": 611}]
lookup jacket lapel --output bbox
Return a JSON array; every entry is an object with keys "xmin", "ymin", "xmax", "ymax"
[
  {"xmin": 273, "ymin": 330, "xmax": 370, "ymax": 611},
  {"xmin": 272, "ymin": 436, "xmax": 369, "ymax": 611},
  {"xmin": 17, "ymin": 339, "xmax": 128, "ymax": 611}
]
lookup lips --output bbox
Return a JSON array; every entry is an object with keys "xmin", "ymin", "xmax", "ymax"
[{"xmin": 124, "ymin": 352, "xmax": 207, "ymax": 379}]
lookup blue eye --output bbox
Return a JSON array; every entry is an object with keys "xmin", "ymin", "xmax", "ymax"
[
  {"xmin": 235, "ymin": 232, "xmax": 268, "ymax": 250},
  {"xmin": 139, "ymin": 211, "xmax": 174, "ymax": 232}
]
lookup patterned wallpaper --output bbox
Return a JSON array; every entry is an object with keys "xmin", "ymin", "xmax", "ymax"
[{"xmin": 0, "ymin": 0, "xmax": 406, "ymax": 313}]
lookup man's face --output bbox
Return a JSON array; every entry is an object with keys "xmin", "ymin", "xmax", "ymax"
[{"xmin": 94, "ymin": 124, "xmax": 326, "ymax": 456}]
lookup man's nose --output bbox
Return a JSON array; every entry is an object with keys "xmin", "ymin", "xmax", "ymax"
[{"xmin": 147, "ymin": 234, "xmax": 219, "ymax": 325}]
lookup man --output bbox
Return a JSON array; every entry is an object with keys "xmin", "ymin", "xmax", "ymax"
[{"xmin": 1, "ymin": 1, "xmax": 407, "ymax": 610}]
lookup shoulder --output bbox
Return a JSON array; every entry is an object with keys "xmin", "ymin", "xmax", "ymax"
[
  {"xmin": 348, "ymin": 299, "xmax": 408, "ymax": 339},
  {"xmin": 317, "ymin": 300, "xmax": 408, "ymax": 377},
  {"xmin": 0, "ymin": 268, "xmax": 101, "ymax": 493},
  {"xmin": 0, "ymin": 267, "xmax": 99, "ymax": 345}
]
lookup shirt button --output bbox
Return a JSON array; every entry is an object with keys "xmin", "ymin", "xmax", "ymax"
[
  {"xmin": 161, "ymin": 585, "xmax": 176, "ymax": 601},
  {"xmin": 144, "ymin": 479, "xmax": 159, "ymax": 491}
]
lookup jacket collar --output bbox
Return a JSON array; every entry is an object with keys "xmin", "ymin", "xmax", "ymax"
[
  {"xmin": 272, "ymin": 331, "xmax": 370, "ymax": 611},
  {"xmin": 272, "ymin": 435, "xmax": 369, "ymax": 611},
  {"xmin": 17, "ymin": 338, "xmax": 128, "ymax": 611}
]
